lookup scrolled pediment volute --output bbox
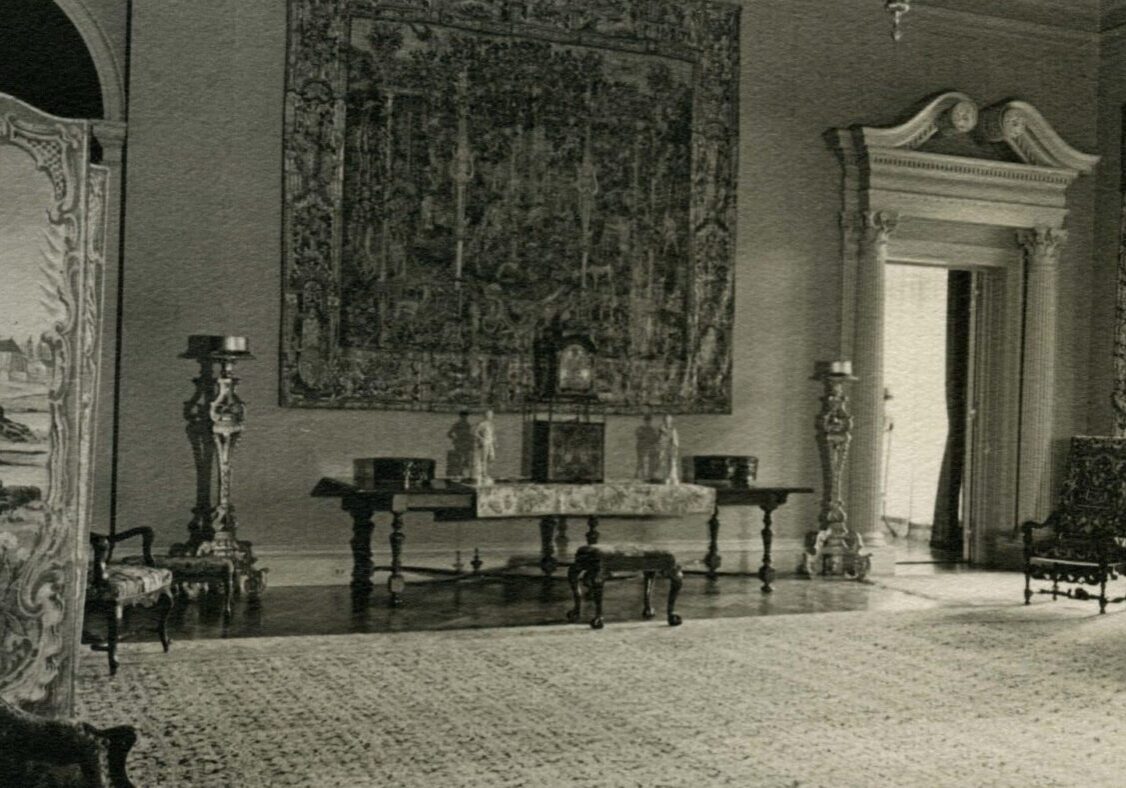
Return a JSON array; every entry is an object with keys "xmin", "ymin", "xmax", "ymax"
[
  {"xmin": 979, "ymin": 100, "xmax": 1099, "ymax": 174},
  {"xmin": 859, "ymin": 91, "xmax": 979, "ymax": 151}
]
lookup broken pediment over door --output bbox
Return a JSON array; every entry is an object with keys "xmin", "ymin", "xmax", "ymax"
[{"xmin": 828, "ymin": 91, "xmax": 1098, "ymax": 572}]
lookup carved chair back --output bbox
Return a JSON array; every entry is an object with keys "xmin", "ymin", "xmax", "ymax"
[{"xmin": 1051, "ymin": 436, "xmax": 1126, "ymax": 540}]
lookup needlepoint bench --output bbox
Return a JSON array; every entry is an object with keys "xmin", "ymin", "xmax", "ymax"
[{"xmin": 566, "ymin": 544, "xmax": 683, "ymax": 629}]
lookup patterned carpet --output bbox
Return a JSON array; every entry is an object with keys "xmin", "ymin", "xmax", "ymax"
[
  {"xmin": 77, "ymin": 598, "xmax": 1126, "ymax": 787},
  {"xmin": 866, "ymin": 570, "xmax": 1021, "ymax": 606}
]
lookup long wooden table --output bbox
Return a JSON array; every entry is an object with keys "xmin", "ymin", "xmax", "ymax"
[{"xmin": 311, "ymin": 478, "xmax": 812, "ymax": 604}]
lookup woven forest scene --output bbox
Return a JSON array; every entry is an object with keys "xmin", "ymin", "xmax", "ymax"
[{"xmin": 282, "ymin": 0, "xmax": 739, "ymax": 412}]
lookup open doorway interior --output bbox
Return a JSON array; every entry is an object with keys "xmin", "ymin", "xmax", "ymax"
[{"xmin": 882, "ymin": 263, "xmax": 972, "ymax": 564}]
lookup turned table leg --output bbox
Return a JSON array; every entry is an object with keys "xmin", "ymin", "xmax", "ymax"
[
  {"xmin": 388, "ymin": 511, "xmax": 405, "ymax": 607},
  {"xmin": 540, "ymin": 516, "xmax": 558, "ymax": 576},
  {"xmin": 704, "ymin": 504, "xmax": 722, "ymax": 580},
  {"xmin": 585, "ymin": 515, "xmax": 600, "ymax": 546},
  {"xmin": 642, "ymin": 571, "xmax": 656, "ymax": 619},
  {"xmin": 667, "ymin": 565, "xmax": 683, "ymax": 626},
  {"xmin": 759, "ymin": 503, "xmax": 778, "ymax": 593},
  {"xmin": 346, "ymin": 497, "xmax": 376, "ymax": 593}
]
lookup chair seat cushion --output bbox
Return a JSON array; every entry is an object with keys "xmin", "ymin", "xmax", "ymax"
[
  {"xmin": 574, "ymin": 543, "xmax": 679, "ymax": 572},
  {"xmin": 89, "ymin": 564, "xmax": 173, "ymax": 601},
  {"xmin": 577, "ymin": 543, "xmax": 675, "ymax": 559},
  {"xmin": 1031, "ymin": 538, "xmax": 1126, "ymax": 565},
  {"xmin": 122, "ymin": 554, "xmax": 233, "ymax": 576}
]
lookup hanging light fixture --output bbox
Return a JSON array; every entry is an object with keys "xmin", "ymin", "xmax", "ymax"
[{"xmin": 886, "ymin": 0, "xmax": 910, "ymax": 42}]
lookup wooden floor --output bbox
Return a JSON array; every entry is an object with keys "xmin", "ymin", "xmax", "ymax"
[{"xmin": 163, "ymin": 545, "xmax": 975, "ymax": 641}]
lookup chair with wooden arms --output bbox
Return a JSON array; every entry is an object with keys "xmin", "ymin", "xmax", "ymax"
[
  {"xmin": 1023, "ymin": 436, "xmax": 1126, "ymax": 614},
  {"xmin": 83, "ymin": 527, "xmax": 174, "ymax": 675}
]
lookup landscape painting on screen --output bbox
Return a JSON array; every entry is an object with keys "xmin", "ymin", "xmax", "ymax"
[{"xmin": 0, "ymin": 142, "xmax": 62, "ymax": 681}]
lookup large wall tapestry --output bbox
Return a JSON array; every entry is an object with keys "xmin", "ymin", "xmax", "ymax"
[{"xmin": 283, "ymin": 0, "xmax": 739, "ymax": 413}]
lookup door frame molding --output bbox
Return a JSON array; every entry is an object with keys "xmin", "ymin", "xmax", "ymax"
[{"xmin": 828, "ymin": 91, "xmax": 1098, "ymax": 569}]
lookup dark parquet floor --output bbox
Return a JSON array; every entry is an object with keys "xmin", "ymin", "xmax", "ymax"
[{"xmin": 165, "ymin": 545, "xmax": 977, "ymax": 642}]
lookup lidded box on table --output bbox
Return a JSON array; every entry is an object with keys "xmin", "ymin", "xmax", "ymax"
[
  {"xmin": 691, "ymin": 456, "xmax": 758, "ymax": 488},
  {"xmin": 353, "ymin": 458, "xmax": 436, "ymax": 488}
]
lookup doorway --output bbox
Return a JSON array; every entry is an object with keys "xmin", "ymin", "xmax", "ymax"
[
  {"xmin": 882, "ymin": 263, "xmax": 973, "ymax": 564},
  {"xmin": 831, "ymin": 92, "xmax": 1097, "ymax": 572}
]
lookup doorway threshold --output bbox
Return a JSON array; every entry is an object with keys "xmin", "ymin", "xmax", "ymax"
[{"xmin": 895, "ymin": 559, "xmax": 969, "ymax": 565}]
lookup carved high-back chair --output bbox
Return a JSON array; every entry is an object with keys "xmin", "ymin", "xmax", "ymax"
[{"xmin": 1023, "ymin": 436, "xmax": 1126, "ymax": 613}]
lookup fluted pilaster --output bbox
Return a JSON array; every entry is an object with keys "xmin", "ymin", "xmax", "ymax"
[
  {"xmin": 847, "ymin": 211, "xmax": 899, "ymax": 549},
  {"xmin": 1016, "ymin": 226, "xmax": 1066, "ymax": 522}
]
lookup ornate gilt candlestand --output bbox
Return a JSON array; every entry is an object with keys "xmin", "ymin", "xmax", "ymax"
[
  {"xmin": 171, "ymin": 336, "xmax": 266, "ymax": 595},
  {"xmin": 806, "ymin": 364, "xmax": 871, "ymax": 580}
]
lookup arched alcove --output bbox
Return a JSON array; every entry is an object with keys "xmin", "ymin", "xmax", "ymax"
[{"xmin": 0, "ymin": 0, "xmax": 103, "ymax": 119}]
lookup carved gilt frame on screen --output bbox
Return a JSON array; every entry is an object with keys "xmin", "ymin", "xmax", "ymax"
[
  {"xmin": 0, "ymin": 93, "xmax": 111, "ymax": 716},
  {"xmin": 281, "ymin": 0, "xmax": 740, "ymax": 413}
]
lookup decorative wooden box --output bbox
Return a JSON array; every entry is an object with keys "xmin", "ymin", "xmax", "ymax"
[
  {"xmin": 530, "ymin": 421, "xmax": 605, "ymax": 483},
  {"xmin": 692, "ymin": 455, "xmax": 758, "ymax": 488},
  {"xmin": 353, "ymin": 457, "xmax": 436, "ymax": 488}
]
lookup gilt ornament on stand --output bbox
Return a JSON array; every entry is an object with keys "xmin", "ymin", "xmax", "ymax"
[
  {"xmin": 801, "ymin": 362, "xmax": 871, "ymax": 580},
  {"xmin": 172, "ymin": 335, "xmax": 266, "ymax": 594}
]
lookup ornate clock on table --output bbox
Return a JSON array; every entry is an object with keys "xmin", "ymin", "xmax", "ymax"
[{"xmin": 530, "ymin": 331, "xmax": 605, "ymax": 483}]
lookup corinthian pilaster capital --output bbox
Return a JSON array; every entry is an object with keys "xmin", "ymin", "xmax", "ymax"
[
  {"xmin": 1017, "ymin": 226, "xmax": 1067, "ymax": 268},
  {"xmin": 860, "ymin": 210, "xmax": 900, "ymax": 247},
  {"xmin": 857, "ymin": 211, "xmax": 900, "ymax": 267}
]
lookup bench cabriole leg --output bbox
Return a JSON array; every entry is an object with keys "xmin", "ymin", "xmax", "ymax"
[
  {"xmin": 590, "ymin": 564, "xmax": 605, "ymax": 629},
  {"xmin": 642, "ymin": 571, "xmax": 656, "ymax": 619},
  {"xmin": 158, "ymin": 592, "xmax": 173, "ymax": 653},
  {"xmin": 566, "ymin": 562, "xmax": 583, "ymax": 623},
  {"xmin": 667, "ymin": 566, "xmax": 683, "ymax": 627}
]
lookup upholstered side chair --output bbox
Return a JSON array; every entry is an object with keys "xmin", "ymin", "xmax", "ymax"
[{"xmin": 83, "ymin": 526, "xmax": 174, "ymax": 675}]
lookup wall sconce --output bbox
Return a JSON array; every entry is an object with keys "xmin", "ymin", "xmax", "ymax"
[{"xmin": 886, "ymin": 0, "xmax": 910, "ymax": 42}]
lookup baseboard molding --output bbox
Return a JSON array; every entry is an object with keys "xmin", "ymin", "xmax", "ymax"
[
  {"xmin": 252, "ymin": 538, "xmax": 812, "ymax": 587},
  {"xmin": 987, "ymin": 537, "xmax": 1026, "ymax": 572},
  {"xmin": 111, "ymin": 535, "xmax": 910, "ymax": 587}
]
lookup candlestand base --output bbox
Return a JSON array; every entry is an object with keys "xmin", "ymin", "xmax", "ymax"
[
  {"xmin": 170, "ymin": 532, "xmax": 267, "ymax": 595},
  {"xmin": 796, "ymin": 529, "xmax": 873, "ymax": 581}
]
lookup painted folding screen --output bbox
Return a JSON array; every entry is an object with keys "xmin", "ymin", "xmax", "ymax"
[{"xmin": 282, "ymin": 0, "xmax": 740, "ymax": 413}]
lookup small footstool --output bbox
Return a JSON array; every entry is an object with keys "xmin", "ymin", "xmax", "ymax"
[{"xmin": 566, "ymin": 544, "xmax": 683, "ymax": 629}]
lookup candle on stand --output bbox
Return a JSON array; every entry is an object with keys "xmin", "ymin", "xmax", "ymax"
[
  {"xmin": 829, "ymin": 360, "xmax": 852, "ymax": 376},
  {"xmin": 221, "ymin": 336, "xmax": 249, "ymax": 353}
]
